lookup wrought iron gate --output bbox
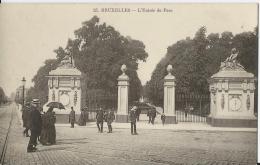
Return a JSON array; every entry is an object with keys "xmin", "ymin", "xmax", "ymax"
[
  {"xmin": 176, "ymin": 93, "xmax": 210, "ymax": 123},
  {"xmin": 84, "ymin": 90, "xmax": 117, "ymax": 121}
]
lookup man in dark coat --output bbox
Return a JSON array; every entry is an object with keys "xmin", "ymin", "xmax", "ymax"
[
  {"xmin": 96, "ymin": 108, "xmax": 104, "ymax": 133},
  {"xmin": 106, "ymin": 109, "xmax": 115, "ymax": 133},
  {"xmin": 150, "ymin": 108, "xmax": 157, "ymax": 125},
  {"xmin": 147, "ymin": 109, "xmax": 152, "ymax": 124},
  {"xmin": 129, "ymin": 106, "xmax": 138, "ymax": 135},
  {"xmin": 135, "ymin": 107, "xmax": 141, "ymax": 121},
  {"xmin": 22, "ymin": 102, "xmax": 31, "ymax": 137},
  {"xmin": 27, "ymin": 99, "xmax": 42, "ymax": 152},
  {"xmin": 69, "ymin": 107, "xmax": 75, "ymax": 128}
]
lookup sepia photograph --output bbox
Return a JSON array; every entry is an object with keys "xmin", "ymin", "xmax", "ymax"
[{"xmin": 0, "ymin": 2, "xmax": 258, "ymax": 165}]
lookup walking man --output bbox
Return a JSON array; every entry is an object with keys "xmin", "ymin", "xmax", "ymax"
[
  {"xmin": 96, "ymin": 107, "xmax": 104, "ymax": 133},
  {"xmin": 106, "ymin": 109, "xmax": 115, "ymax": 133},
  {"xmin": 129, "ymin": 106, "xmax": 138, "ymax": 135},
  {"xmin": 69, "ymin": 107, "xmax": 75, "ymax": 128},
  {"xmin": 147, "ymin": 109, "xmax": 152, "ymax": 124},
  {"xmin": 27, "ymin": 99, "xmax": 42, "ymax": 152},
  {"xmin": 151, "ymin": 108, "xmax": 157, "ymax": 125}
]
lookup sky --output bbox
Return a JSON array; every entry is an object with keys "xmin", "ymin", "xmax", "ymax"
[{"xmin": 0, "ymin": 3, "xmax": 258, "ymax": 96}]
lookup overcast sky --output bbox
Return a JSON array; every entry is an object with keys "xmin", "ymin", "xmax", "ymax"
[{"xmin": 0, "ymin": 3, "xmax": 258, "ymax": 96}]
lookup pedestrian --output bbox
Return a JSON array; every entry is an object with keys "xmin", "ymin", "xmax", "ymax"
[
  {"xmin": 69, "ymin": 107, "xmax": 75, "ymax": 128},
  {"xmin": 129, "ymin": 106, "xmax": 138, "ymax": 135},
  {"xmin": 147, "ymin": 109, "xmax": 152, "ymax": 124},
  {"xmin": 78, "ymin": 109, "xmax": 86, "ymax": 126},
  {"xmin": 136, "ymin": 107, "xmax": 141, "ymax": 121},
  {"xmin": 161, "ymin": 113, "xmax": 166, "ymax": 125},
  {"xmin": 106, "ymin": 109, "xmax": 115, "ymax": 133},
  {"xmin": 40, "ymin": 107, "xmax": 56, "ymax": 145},
  {"xmin": 83, "ymin": 108, "xmax": 88, "ymax": 125},
  {"xmin": 151, "ymin": 108, "xmax": 157, "ymax": 125},
  {"xmin": 36, "ymin": 103, "xmax": 43, "ymax": 142},
  {"xmin": 96, "ymin": 107, "xmax": 104, "ymax": 133},
  {"xmin": 22, "ymin": 102, "xmax": 31, "ymax": 137},
  {"xmin": 27, "ymin": 99, "xmax": 42, "ymax": 152}
]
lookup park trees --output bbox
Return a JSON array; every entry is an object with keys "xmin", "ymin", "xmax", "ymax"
[
  {"xmin": 27, "ymin": 16, "xmax": 148, "ymax": 104},
  {"xmin": 146, "ymin": 26, "xmax": 258, "ymax": 106}
]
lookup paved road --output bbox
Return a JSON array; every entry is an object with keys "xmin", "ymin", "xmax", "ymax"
[
  {"xmin": 1, "ymin": 104, "xmax": 257, "ymax": 165},
  {"xmin": 0, "ymin": 104, "xmax": 13, "ymax": 163}
]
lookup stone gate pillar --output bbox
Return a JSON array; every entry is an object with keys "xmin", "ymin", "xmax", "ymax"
[
  {"xmin": 116, "ymin": 64, "xmax": 129, "ymax": 123},
  {"xmin": 164, "ymin": 65, "xmax": 177, "ymax": 124}
]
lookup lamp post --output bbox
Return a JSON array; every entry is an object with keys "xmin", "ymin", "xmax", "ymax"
[{"xmin": 22, "ymin": 77, "xmax": 26, "ymax": 107}]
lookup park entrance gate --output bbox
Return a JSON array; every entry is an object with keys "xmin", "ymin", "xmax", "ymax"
[{"xmin": 175, "ymin": 93, "xmax": 210, "ymax": 123}]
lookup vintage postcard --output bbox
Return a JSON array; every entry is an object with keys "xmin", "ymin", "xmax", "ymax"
[{"xmin": 0, "ymin": 3, "xmax": 258, "ymax": 165}]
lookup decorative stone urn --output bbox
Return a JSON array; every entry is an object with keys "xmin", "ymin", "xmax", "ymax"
[{"xmin": 208, "ymin": 48, "xmax": 256, "ymax": 127}]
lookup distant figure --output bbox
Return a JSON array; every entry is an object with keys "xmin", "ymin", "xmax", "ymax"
[
  {"xmin": 106, "ymin": 109, "xmax": 115, "ymax": 133},
  {"xmin": 69, "ymin": 107, "xmax": 76, "ymax": 128},
  {"xmin": 40, "ymin": 107, "xmax": 56, "ymax": 145},
  {"xmin": 78, "ymin": 109, "xmax": 86, "ymax": 126},
  {"xmin": 150, "ymin": 108, "xmax": 157, "ymax": 125},
  {"xmin": 22, "ymin": 102, "xmax": 31, "ymax": 137},
  {"xmin": 27, "ymin": 99, "xmax": 42, "ymax": 152},
  {"xmin": 161, "ymin": 113, "xmax": 166, "ymax": 125},
  {"xmin": 147, "ymin": 109, "xmax": 152, "ymax": 124},
  {"xmin": 135, "ymin": 107, "xmax": 141, "ymax": 121},
  {"xmin": 96, "ymin": 108, "xmax": 104, "ymax": 133},
  {"xmin": 129, "ymin": 106, "xmax": 138, "ymax": 135},
  {"xmin": 184, "ymin": 106, "xmax": 189, "ymax": 118}
]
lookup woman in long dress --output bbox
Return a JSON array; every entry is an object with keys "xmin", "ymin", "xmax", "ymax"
[{"xmin": 40, "ymin": 107, "xmax": 56, "ymax": 145}]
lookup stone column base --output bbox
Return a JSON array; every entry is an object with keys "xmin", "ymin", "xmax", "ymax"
[
  {"xmin": 165, "ymin": 115, "xmax": 177, "ymax": 124},
  {"xmin": 116, "ymin": 114, "xmax": 128, "ymax": 123},
  {"xmin": 211, "ymin": 117, "xmax": 257, "ymax": 128}
]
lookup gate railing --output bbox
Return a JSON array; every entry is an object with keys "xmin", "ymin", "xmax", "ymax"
[
  {"xmin": 175, "ymin": 93, "xmax": 210, "ymax": 123},
  {"xmin": 84, "ymin": 91, "xmax": 117, "ymax": 121}
]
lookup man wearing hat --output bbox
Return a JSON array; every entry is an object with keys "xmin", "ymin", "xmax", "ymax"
[
  {"xmin": 129, "ymin": 106, "xmax": 138, "ymax": 135},
  {"xmin": 27, "ymin": 99, "xmax": 42, "ymax": 152}
]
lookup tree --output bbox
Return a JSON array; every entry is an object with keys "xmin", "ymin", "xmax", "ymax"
[
  {"xmin": 27, "ymin": 16, "xmax": 148, "ymax": 105},
  {"xmin": 0, "ymin": 87, "xmax": 7, "ymax": 105},
  {"xmin": 146, "ymin": 27, "xmax": 258, "ymax": 107}
]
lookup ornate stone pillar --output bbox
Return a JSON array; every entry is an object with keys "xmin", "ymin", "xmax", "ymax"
[
  {"xmin": 116, "ymin": 64, "xmax": 129, "ymax": 123},
  {"xmin": 163, "ymin": 65, "xmax": 177, "ymax": 124}
]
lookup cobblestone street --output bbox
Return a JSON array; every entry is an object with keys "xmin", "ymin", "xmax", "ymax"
[{"xmin": 1, "ymin": 104, "xmax": 257, "ymax": 165}]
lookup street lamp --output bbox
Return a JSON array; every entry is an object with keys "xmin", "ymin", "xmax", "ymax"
[{"xmin": 22, "ymin": 77, "xmax": 26, "ymax": 107}]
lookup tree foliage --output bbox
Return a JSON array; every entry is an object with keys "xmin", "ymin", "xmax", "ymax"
[
  {"xmin": 27, "ymin": 16, "xmax": 148, "ymax": 105},
  {"xmin": 0, "ymin": 87, "xmax": 7, "ymax": 104},
  {"xmin": 146, "ymin": 26, "xmax": 258, "ymax": 107}
]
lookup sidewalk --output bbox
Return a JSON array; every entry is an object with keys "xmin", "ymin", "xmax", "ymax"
[
  {"xmin": 16, "ymin": 105, "xmax": 256, "ymax": 132},
  {"xmin": 56, "ymin": 121, "xmax": 257, "ymax": 132}
]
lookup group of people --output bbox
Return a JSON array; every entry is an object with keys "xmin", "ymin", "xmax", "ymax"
[
  {"xmin": 69, "ymin": 107, "xmax": 116, "ymax": 133},
  {"xmin": 95, "ymin": 108, "xmax": 115, "ymax": 133},
  {"xmin": 22, "ymin": 99, "xmax": 56, "ymax": 152},
  {"xmin": 68, "ymin": 107, "xmax": 89, "ymax": 128},
  {"xmin": 147, "ymin": 108, "xmax": 157, "ymax": 124},
  {"xmin": 68, "ymin": 107, "xmax": 90, "ymax": 128}
]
